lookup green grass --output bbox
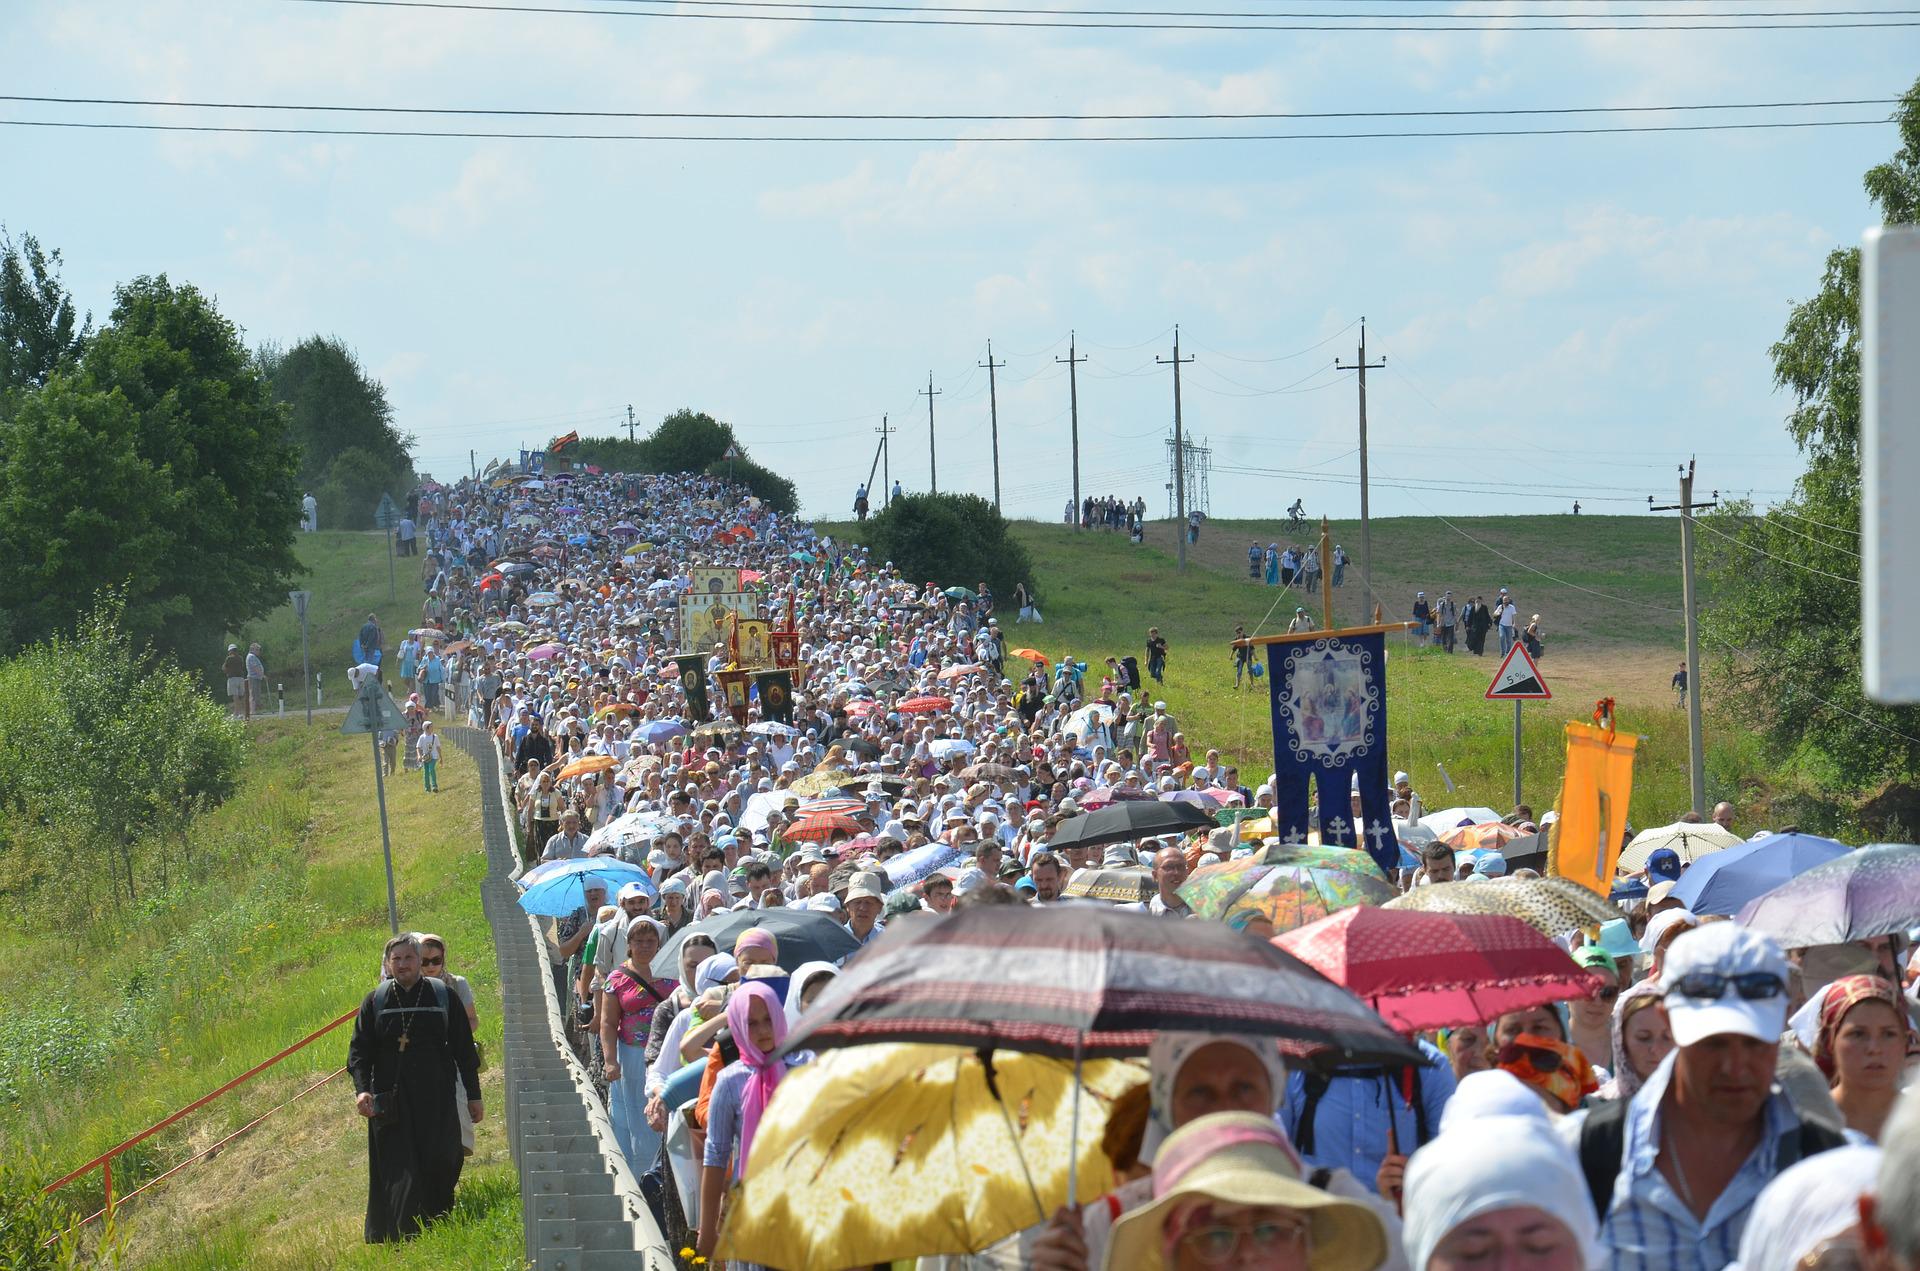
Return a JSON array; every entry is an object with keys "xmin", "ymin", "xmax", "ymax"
[
  {"xmin": 0, "ymin": 719, "xmax": 519, "ymax": 1269},
  {"xmin": 232, "ymin": 530, "xmax": 420, "ymax": 687}
]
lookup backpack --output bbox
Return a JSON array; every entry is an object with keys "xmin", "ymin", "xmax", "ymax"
[
  {"xmin": 1294, "ymin": 1066, "xmax": 1431, "ymax": 1159},
  {"xmin": 1575, "ymin": 1097, "xmax": 1845, "ymax": 1218}
]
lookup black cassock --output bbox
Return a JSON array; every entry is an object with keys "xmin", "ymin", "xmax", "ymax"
[{"xmin": 346, "ymin": 977, "xmax": 481, "ymax": 1242}]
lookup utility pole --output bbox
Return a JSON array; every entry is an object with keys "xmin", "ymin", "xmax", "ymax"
[
  {"xmin": 469, "ymin": 449, "xmax": 476, "ymax": 478},
  {"xmin": 626, "ymin": 404, "xmax": 636, "ymax": 442},
  {"xmin": 1651, "ymin": 462, "xmax": 1718, "ymax": 815},
  {"xmin": 876, "ymin": 415, "xmax": 895, "ymax": 506},
  {"xmin": 919, "ymin": 373, "xmax": 942, "ymax": 494},
  {"xmin": 1336, "ymin": 319, "xmax": 1386, "ymax": 622},
  {"xmin": 981, "ymin": 341, "xmax": 1006, "ymax": 512},
  {"xmin": 1157, "ymin": 326, "xmax": 1195, "ymax": 570},
  {"xmin": 1058, "ymin": 332, "xmax": 1087, "ymax": 526}
]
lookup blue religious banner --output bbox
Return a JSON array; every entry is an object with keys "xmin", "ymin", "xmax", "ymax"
[{"xmin": 1264, "ymin": 629, "xmax": 1399, "ymax": 874}]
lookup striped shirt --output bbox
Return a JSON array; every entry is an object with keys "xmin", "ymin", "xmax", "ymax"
[{"xmin": 1561, "ymin": 1053, "xmax": 1798, "ymax": 1271}]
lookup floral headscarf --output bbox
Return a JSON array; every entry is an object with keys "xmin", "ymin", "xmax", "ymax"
[
  {"xmin": 1606, "ymin": 979, "xmax": 1668, "ymax": 1102},
  {"xmin": 1812, "ymin": 974, "xmax": 1912, "ymax": 1079},
  {"xmin": 1496, "ymin": 1033, "xmax": 1599, "ymax": 1113}
]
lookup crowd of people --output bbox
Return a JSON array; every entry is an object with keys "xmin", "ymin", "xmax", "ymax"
[
  {"xmin": 345, "ymin": 465, "xmax": 1920, "ymax": 1270},
  {"xmin": 1071, "ymin": 494, "xmax": 1148, "ymax": 539},
  {"xmin": 1407, "ymin": 589, "xmax": 1541, "ymax": 659}
]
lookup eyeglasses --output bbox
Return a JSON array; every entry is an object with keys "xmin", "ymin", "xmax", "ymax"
[
  {"xmin": 421, "ymin": 957, "xmax": 445, "ymax": 967},
  {"xmin": 1179, "ymin": 1217, "xmax": 1310, "ymax": 1265},
  {"xmin": 1497, "ymin": 1041, "xmax": 1564, "ymax": 1073},
  {"xmin": 1667, "ymin": 971, "xmax": 1785, "ymax": 1003}
]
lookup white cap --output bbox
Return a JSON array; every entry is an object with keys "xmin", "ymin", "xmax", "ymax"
[{"xmin": 1661, "ymin": 923, "xmax": 1790, "ymax": 1047}]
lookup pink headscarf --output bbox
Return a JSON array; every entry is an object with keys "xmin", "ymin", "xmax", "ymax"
[{"xmin": 724, "ymin": 981, "xmax": 789, "ymax": 1179}]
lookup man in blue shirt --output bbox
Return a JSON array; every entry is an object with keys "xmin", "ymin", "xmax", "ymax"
[
  {"xmin": 1561, "ymin": 923, "xmax": 1843, "ymax": 1271},
  {"xmin": 1281, "ymin": 1038, "xmax": 1455, "ymax": 1196}
]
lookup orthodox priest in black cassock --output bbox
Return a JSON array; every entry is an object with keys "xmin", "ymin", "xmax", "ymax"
[{"xmin": 347, "ymin": 936, "xmax": 482, "ymax": 1242}]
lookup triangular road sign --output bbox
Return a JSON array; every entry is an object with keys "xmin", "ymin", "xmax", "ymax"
[
  {"xmin": 1486, "ymin": 642, "xmax": 1551, "ymax": 700},
  {"xmin": 341, "ymin": 680, "xmax": 409, "ymax": 734}
]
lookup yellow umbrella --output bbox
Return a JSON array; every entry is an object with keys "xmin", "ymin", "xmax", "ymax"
[
  {"xmin": 1237, "ymin": 813, "xmax": 1275, "ymax": 842},
  {"xmin": 720, "ymin": 1044, "xmax": 1145, "ymax": 1267},
  {"xmin": 790, "ymin": 769, "xmax": 854, "ymax": 797}
]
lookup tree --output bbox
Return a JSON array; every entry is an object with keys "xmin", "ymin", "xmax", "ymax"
[
  {"xmin": 0, "ymin": 228, "xmax": 90, "ymax": 400},
  {"xmin": 714, "ymin": 455, "xmax": 798, "ymax": 514},
  {"xmin": 861, "ymin": 492, "xmax": 1033, "ymax": 605},
  {"xmin": 1700, "ymin": 77, "xmax": 1920, "ymax": 822},
  {"xmin": 260, "ymin": 335, "xmax": 414, "ymax": 528},
  {"xmin": 567, "ymin": 409, "xmax": 798, "ymax": 510},
  {"xmin": 649, "ymin": 408, "xmax": 734, "ymax": 472},
  {"xmin": 0, "ymin": 276, "xmax": 303, "ymax": 671}
]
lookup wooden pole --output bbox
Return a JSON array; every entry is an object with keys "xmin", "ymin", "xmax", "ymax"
[{"xmin": 1319, "ymin": 516, "xmax": 1334, "ymax": 631}]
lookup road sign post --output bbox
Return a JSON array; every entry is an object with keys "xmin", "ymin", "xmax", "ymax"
[
  {"xmin": 342, "ymin": 677, "xmax": 408, "ymax": 935},
  {"xmin": 1485, "ymin": 643, "xmax": 1551, "ymax": 810},
  {"xmin": 289, "ymin": 590, "xmax": 313, "ymax": 725}
]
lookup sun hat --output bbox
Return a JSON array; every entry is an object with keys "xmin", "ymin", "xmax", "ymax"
[
  {"xmin": 1103, "ymin": 1112, "xmax": 1386, "ymax": 1271},
  {"xmin": 1639, "ymin": 906, "xmax": 1700, "ymax": 954},
  {"xmin": 1661, "ymin": 922, "xmax": 1790, "ymax": 1047},
  {"xmin": 1593, "ymin": 918, "xmax": 1640, "ymax": 963}
]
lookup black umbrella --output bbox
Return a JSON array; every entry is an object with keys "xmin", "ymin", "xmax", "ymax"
[
  {"xmin": 650, "ymin": 907, "xmax": 859, "ymax": 978},
  {"xmin": 839, "ymin": 737, "xmax": 882, "ymax": 760},
  {"xmin": 1047, "ymin": 800, "xmax": 1215, "ymax": 851},
  {"xmin": 781, "ymin": 904, "xmax": 1415, "ymax": 1068}
]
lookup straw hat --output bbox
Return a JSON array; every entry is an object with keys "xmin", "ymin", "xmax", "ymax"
[{"xmin": 1104, "ymin": 1112, "xmax": 1386, "ymax": 1271}]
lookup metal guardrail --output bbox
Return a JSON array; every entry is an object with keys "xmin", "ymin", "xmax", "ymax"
[{"xmin": 451, "ymin": 724, "xmax": 674, "ymax": 1270}]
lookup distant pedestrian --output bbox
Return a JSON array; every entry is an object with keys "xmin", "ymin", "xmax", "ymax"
[
  {"xmin": 358, "ymin": 613, "xmax": 384, "ymax": 664},
  {"xmin": 1247, "ymin": 543, "xmax": 1262, "ymax": 579},
  {"xmin": 396, "ymin": 515, "xmax": 417, "ymax": 557},
  {"xmin": 1287, "ymin": 606, "xmax": 1316, "ymax": 634},
  {"xmin": 1672, "ymin": 662, "xmax": 1689, "ymax": 705},
  {"xmin": 302, "ymin": 491, "xmax": 318, "ymax": 532},
  {"xmin": 1436, "ymin": 592, "xmax": 1458, "ymax": 654},
  {"xmin": 1497, "ymin": 595, "xmax": 1519, "ymax": 657},
  {"xmin": 223, "ymin": 643, "xmax": 249, "ymax": 718},
  {"xmin": 1302, "ymin": 545, "xmax": 1321, "ymax": 593},
  {"xmin": 417, "ymin": 720, "xmax": 442, "ymax": 792},
  {"xmin": 246, "ymin": 642, "xmax": 267, "ymax": 714},
  {"xmin": 1232, "ymin": 623, "xmax": 1254, "ymax": 688},
  {"xmin": 1145, "ymin": 627, "xmax": 1168, "ymax": 685},
  {"xmin": 1332, "ymin": 543, "xmax": 1348, "ymax": 587}
]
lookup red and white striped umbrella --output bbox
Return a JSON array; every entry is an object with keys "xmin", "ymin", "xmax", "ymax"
[
  {"xmin": 800, "ymin": 797, "xmax": 864, "ymax": 816},
  {"xmin": 786, "ymin": 811, "xmax": 864, "ymax": 842}
]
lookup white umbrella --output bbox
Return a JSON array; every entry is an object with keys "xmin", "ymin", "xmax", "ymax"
[
  {"xmin": 1416, "ymin": 806, "xmax": 1503, "ymax": 837},
  {"xmin": 928, "ymin": 738, "xmax": 976, "ymax": 760},
  {"xmin": 739, "ymin": 789, "xmax": 787, "ymax": 834},
  {"xmin": 1617, "ymin": 821, "xmax": 1744, "ymax": 872}
]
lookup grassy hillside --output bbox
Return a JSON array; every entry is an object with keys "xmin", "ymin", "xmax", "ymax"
[
  {"xmin": 231, "ymin": 530, "xmax": 415, "ymax": 691},
  {"xmin": 0, "ymin": 720, "xmax": 518, "ymax": 1269}
]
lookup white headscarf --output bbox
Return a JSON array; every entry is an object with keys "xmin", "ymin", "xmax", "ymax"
[
  {"xmin": 1402, "ymin": 1115, "xmax": 1602, "ymax": 1271},
  {"xmin": 1438, "ymin": 1069, "xmax": 1552, "ymax": 1134},
  {"xmin": 783, "ymin": 960, "xmax": 839, "ymax": 1031},
  {"xmin": 1731, "ymin": 1145, "xmax": 1880, "ymax": 1271},
  {"xmin": 1142, "ymin": 1031, "xmax": 1289, "ymax": 1163}
]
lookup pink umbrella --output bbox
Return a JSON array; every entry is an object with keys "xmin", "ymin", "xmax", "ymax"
[
  {"xmin": 740, "ymin": 568, "xmax": 766, "ymax": 583},
  {"xmin": 1161, "ymin": 790, "xmax": 1222, "ymax": 810},
  {"xmin": 527, "ymin": 643, "xmax": 564, "ymax": 661}
]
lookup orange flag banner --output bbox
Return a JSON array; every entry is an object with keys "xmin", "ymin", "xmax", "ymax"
[{"xmin": 1548, "ymin": 714, "xmax": 1638, "ymax": 896}]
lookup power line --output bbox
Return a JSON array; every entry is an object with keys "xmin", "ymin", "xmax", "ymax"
[
  {"xmin": 1185, "ymin": 318, "xmax": 1359, "ymax": 363},
  {"xmin": 283, "ymin": 0, "xmax": 1920, "ymax": 29},
  {"xmin": 1705, "ymin": 634, "xmax": 1920, "ymax": 747},
  {"xmin": 1755, "ymin": 508, "xmax": 1863, "ymax": 558},
  {"xmin": 1688, "ymin": 514, "xmax": 1860, "ymax": 584},
  {"xmin": 1, "ymin": 116, "xmax": 1890, "ymax": 144},
  {"xmin": 587, "ymin": 0, "xmax": 1920, "ymax": 17},
  {"xmin": 1771, "ymin": 504, "xmax": 1860, "ymax": 536}
]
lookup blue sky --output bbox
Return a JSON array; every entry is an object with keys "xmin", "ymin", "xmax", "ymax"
[{"xmin": 1, "ymin": 0, "xmax": 1911, "ymax": 521}]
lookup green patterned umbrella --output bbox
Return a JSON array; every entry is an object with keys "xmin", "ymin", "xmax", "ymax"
[{"xmin": 1179, "ymin": 845, "xmax": 1392, "ymax": 924}]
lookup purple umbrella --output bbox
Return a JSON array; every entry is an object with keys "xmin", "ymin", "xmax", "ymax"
[
  {"xmin": 1737, "ymin": 842, "xmax": 1920, "ymax": 945},
  {"xmin": 526, "ymin": 642, "xmax": 564, "ymax": 661},
  {"xmin": 636, "ymin": 719, "xmax": 688, "ymax": 743}
]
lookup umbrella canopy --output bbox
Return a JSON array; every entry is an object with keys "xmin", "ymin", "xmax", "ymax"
[
  {"xmin": 787, "ymin": 810, "xmax": 864, "ymax": 842},
  {"xmin": 960, "ymin": 762, "xmax": 1020, "ymax": 785},
  {"xmin": 782, "ymin": 905, "xmax": 1416, "ymax": 1067},
  {"xmin": 928, "ymin": 738, "xmax": 976, "ymax": 760},
  {"xmin": 1011, "ymin": 647, "xmax": 1050, "ymax": 664},
  {"xmin": 1415, "ymin": 807, "xmax": 1503, "ymax": 837},
  {"xmin": 1737, "ymin": 842, "xmax": 1920, "ymax": 945},
  {"xmin": 897, "ymin": 695, "xmax": 953, "ymax": 714},
  {"xmin": 1669, "ymin": 832, "xmax": 1853, "ymax": 916},
  {"xmin": 409, "ymin": 627, "xmax": 447, "ymax": 639},
  {"xmin": 942, "ymin": 586, "xmax": 980, "ymax": 601},
  {"xmin": 1063, "ymin": 866, "xmax": 1156, "ymax": 904},
  {"xmin": 1063, "ymin": 703, "xmax": 1115, "ymax": 740},
  {"xmin": 747, "ymin": 721, "xmax": 798, "ymax": 738},
  {"xmin": 1383, "ymin": 877, "xmax": 1618, "ymax": 938},
  {"xmin": 720, "ymin": 1044, "xmax": 1144, "ymax": 1266},
  {"xmin": 1276, "ymin": 907, "xmax": 1605, "ymax": 1032},
  {"xmin": 555, "ymin": 754, "xmax": 618, "ymax": 781},
  {"xmin": 789, "ymin": 551, "xmax": 817, "ymax": 563},
  {"xmin": 1617, "ymin": 821, "xmax": 1745, "ymax": 872},
  {"xmin": 1439, "ymin": 821, "xmax": 1527, "ymax": 852},
  {"xmin": 594, "ymin": 702, "xmax": 642, "ymax": 720},
  {"xmin": 884, "ymin": 843, "xmax": 966, "ymax": 892},
  {"xmin": 936, "ymin": 663, "xmax": 984, "ymax": 681},
  {"xmin": 635, "ymin": 719, "xmax": 687, "ymax": 743},
  {"xmin": 651, "ymin": 908, "xmax": 860, "ymax": 978},
  {"xmin": 526, "ymin": 592, "xmax": 562, "ymax": 608},
  {"xmin": 690, "ymin": 720, "xmax": 741, "ymax": 742},
  {"xmin": 584, "ymin": 810, "xmax": 671, "ymax": 857},
  {"xmin": 1180, "ymin": 846, "xmax": 1394, "ymax": 926},
  {"xmin": 1161, "ymin": 790, "xmax": 1222, "ymax": 810},
  {"xmin": 799, "ymin": 795, "xmax": 864, "ymax": 816},
  {"xmin": 515, "ymin": 857, "xmax": 656, "ymax": 917},
  {"xmin": 791, "ymin": 770, "xmax": 854, "ymax": 798},
  {"xmin": 1049, "ymin": 801, "xmax": 1216, "ymax": 852}
]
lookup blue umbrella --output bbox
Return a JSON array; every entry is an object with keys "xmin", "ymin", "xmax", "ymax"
[
  {"xmin": 516, "ymin": 857, "xmax": 656, "ymax": 917},
  {"xmin": 637, "ymin": 718, "xmax": 688, "ymax": 743},
  {"xmin": 883, "ymin": 842, "xmax": 964, "ymax": 893},
  {"xmin": 1670, "ymin": 831, "xmax": 1852, "ymax": 916}
]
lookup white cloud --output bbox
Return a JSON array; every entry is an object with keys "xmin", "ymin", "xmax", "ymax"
[{"xmin": 392, "ymin": 149, "xmax": 530, "ymax": 238}]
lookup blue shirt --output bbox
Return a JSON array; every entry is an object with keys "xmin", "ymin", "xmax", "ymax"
[
  {"xmin": 1559, "ymin": 1052, "xmax": 1800, "ymax": 1271},
  {"xmin": 1281, "ymin": 1041, "xmax": 1455, "ymax": 1192}
]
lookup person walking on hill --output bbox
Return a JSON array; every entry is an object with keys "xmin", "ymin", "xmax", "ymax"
[
  {"xmin": 1144, "ymin": 628, "xmax": 1168, "ymax": 685},
  {"xmin": 358, "ymin": 613, "xmax": 384, "ymax": 664},
  {"xmin": 417, "ymin": 720, "xmax": 442, "ymax": 792},
  {"xmin": 348, "ymin": 933, "xmax": 482, "ymax": 1244},
  {"xmin": 1435, "ymin": 592, "xmax": 1458, "ymax": 654},
  {"xmin": 1332, "ymin": 542, "xmax": 1348, "ymax": 587},
  {"xmin": 1497, "ymin": 594, "xmax": 1519, "ymax": 658}
]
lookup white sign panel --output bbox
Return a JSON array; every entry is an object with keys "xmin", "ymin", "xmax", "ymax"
[{"xmin": 1863, "ymin": 225, "xmax": 1920, "ymax": 704}]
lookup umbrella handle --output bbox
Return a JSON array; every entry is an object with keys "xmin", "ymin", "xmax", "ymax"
[
  {"xmin": 1066, "ymin": 1031, "xmax": 1085, "ymax": 1208},
  {"xmin": 981, "ymin": 1050, "xmax": 1049, "ymax": 1227}
]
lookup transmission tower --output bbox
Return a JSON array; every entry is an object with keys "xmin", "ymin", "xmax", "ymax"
[{"xmin": 1164, "ymin": 433, "xmax": 1212, "ymax": 519}]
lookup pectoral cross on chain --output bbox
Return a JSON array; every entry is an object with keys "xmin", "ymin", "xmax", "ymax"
[{"xmin": 397, "ymin": 1034, "xmax": 410, "ymax": 1051}]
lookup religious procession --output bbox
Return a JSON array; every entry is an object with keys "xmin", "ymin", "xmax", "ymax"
[{"xmin": 347, "ymin": 465, "xmax": 1920, "ymax": 1271}]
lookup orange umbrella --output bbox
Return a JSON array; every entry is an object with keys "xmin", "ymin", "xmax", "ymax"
[
  {"xmin": 557, "ymin": 755, "xmax": 618, "ymax": 780},
  {"xmin": 1011, "ymin": 648, "xmax": 1050, "ymax": 665},
  {"xmin": 896, "ymin": 696, "xmax": 952, "ymax": 714},
  {"xmin": 1440, "ymin": 821, "xmax": 1527, "ymax": 852}
]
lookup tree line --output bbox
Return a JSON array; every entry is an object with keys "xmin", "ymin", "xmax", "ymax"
[{"xmin": 569, "ymin": 409, "xmax": 800, "ymax": 513}]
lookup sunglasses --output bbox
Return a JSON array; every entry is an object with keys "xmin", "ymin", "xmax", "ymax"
[
  {"xmin": 421, "ymin": 956, "xmax": 445, "ymax": 967},
  {"xmin": 1497, "ymin": 1041, "xmax": 1564, "ymax": 1073},
  {"xmin": 1667, "ymin": 971, "xmax": 1785, "ymax": 1003}
]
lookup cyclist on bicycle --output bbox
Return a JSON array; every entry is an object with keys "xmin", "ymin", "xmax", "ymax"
[{"xmin": 1287, "ymin": 498, "xmax": 1306, "ymax": 524}]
